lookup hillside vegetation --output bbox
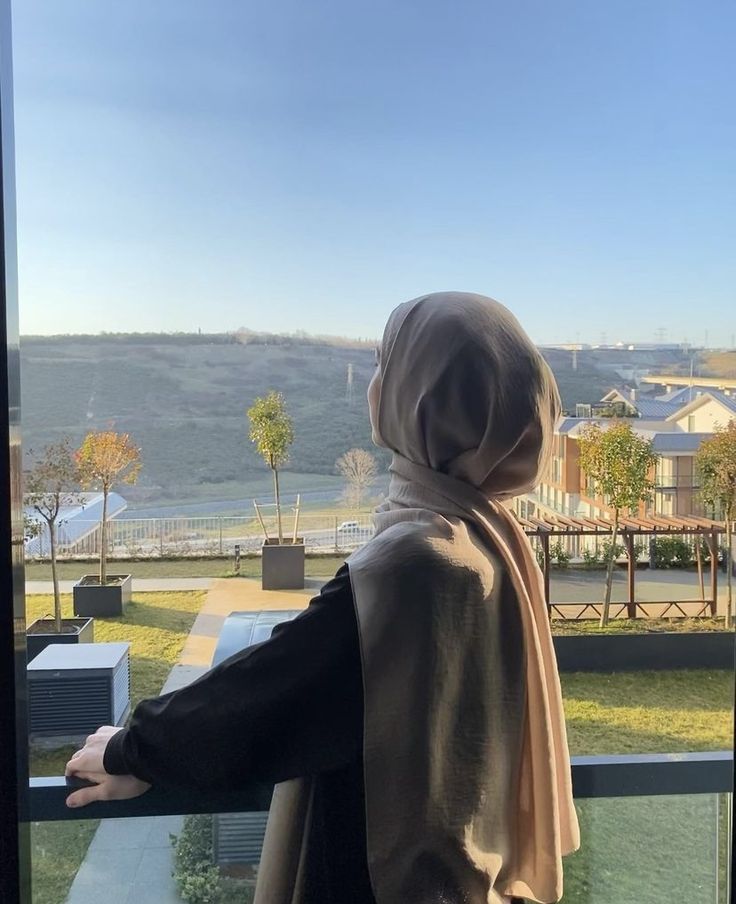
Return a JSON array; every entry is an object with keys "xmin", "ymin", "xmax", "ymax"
[
  {"xmin": 20, "ymin": 332, "xmax": 613, "ymax": 505},
  {"xmin": 700, "ymin": 351, "xmax": 736, "ymax": 379}
]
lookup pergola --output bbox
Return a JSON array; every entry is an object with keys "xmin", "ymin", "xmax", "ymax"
[{"xmin": 515, "ymin": 512, "xmax": 726, "ymax": 619}]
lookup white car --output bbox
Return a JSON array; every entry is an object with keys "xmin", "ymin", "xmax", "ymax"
[{"xmin": 338, "ymin": 520, "xmax": 360, "ymax": 532}]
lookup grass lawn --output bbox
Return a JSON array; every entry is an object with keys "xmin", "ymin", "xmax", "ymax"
[
  {"xmin": 25, "ymin": 555, "xmax": 348, "ymax": 581},
  {"xmin": 25, "ymin": 588, "xmax": 734, "ymax": 903},
  {"xmin": 562, "ymin": 670, "xmax": 733, "ymax": 755},
  {"xmin": 29, "ymin": 590, "xmax": 204, "ymax": 904},
  {"xmin": 552, "ymin": 617, "xmax": 731, "ymax": 635}
]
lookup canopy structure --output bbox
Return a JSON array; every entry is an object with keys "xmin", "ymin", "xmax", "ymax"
[{"xmin": 514, "ymin": 512, "xmax": 727, "ymax": 619}]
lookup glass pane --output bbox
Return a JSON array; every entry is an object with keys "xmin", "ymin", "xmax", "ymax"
[
  {"xmin": 31, "ymin": 794, "xmax": 730, "ymax": 904},
  {"xmin": 562, "ymin": 794, "xmax": 727, "ymax": 904},
  {"xmin": 32, "ymin": 812, "xmax": 262, "ymax": 904}
]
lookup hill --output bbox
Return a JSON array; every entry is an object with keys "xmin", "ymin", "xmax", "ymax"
[
  {"xmin": 20, "ymin": 332, "xmax": 614, "ymax": 507},
  {"xmin": 700, "ymin": 351, "xmax": 736, "ymax": 379}
]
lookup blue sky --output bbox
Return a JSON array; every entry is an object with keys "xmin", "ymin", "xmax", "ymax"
[{"xmin": 12, "ymin": 0, "xmax": 736, "ymax": 344}]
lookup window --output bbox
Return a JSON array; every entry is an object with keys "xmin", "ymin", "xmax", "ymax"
[{"xmin": 4, "ymin": 3, "xmax": 734, "ymax": 902}]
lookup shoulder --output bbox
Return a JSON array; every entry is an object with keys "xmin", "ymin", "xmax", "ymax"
[{"xmin": 348, "ymin": 516, "xmax": 503, "ymax": 598}]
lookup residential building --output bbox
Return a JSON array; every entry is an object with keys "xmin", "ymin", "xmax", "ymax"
[{"xmin": 519, "ymin": 383, "xmax": 736, "ymax": 523}]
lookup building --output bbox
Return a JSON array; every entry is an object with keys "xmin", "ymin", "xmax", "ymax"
[
  {"xmin": 24, "ymin": 491, "xmax": 127, "ymax": 557},
  {"xmin": 520, "ymin": 382, "xmax": 736, "ymax": 523}
]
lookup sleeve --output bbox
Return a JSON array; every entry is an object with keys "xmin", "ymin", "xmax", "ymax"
[{"xmin": 103, "ymin": 565, "xmax": 363, "ymax": 790}]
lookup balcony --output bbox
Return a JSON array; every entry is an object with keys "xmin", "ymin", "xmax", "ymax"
[{"xmin": 29, "ymin": 752, "xmax": 733, "ymax": 903}]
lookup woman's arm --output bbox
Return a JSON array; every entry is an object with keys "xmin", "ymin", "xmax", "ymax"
[{"xmin": 65, "ymin": 566, "xmax": 363, "ymax": 804}]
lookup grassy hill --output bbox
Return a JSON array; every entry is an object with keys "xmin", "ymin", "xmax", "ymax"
[
  {"xmin": 700, "ymin": 351, "xmax": 736, "ymax": 379},
  {"xmin": 20, "ymin": 332, "xmax": 614, "ymax": 507}
]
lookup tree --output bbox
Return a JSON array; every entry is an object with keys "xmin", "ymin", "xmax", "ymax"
[
  {"xmin": 76, "ymin": 431, "xmax": 141, "ymax": 585},
  {"xmin": 247, "ymin": 391, "xmax": 294, "ymax": 543},
  {"xmin": 697, "ymin": 420, "xmax": 736, "ymax": 627},
  {"xmin": 336, "ymin": 448, "xmax": 378, "ymax": 510},
  {"xmin": 25, "ymin": 438, "xmax": 82, "ymax": 632},
  {"xmin": 577, "ymin": 421, "xmax": 658, "ymax": 626}
]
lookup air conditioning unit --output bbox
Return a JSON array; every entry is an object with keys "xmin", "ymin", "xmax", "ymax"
[
  {"xmin": 214, "ymin": 811, "xmax": 269, "ymax": 865},
  {"xmin": 212, "ymin": 611, "xmax": 301, "ymax": 866},
  {"xmin": 28, "ymin": 642, "xmax": 130, "ymax": 736}
]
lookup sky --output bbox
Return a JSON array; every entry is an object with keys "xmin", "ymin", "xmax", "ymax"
[{"xmin": 11, "ymin": 0, "xmax": 736, "ymax": 345}]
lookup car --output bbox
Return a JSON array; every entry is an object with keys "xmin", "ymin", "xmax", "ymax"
[{"xmin": 337, "ymin": 520, "xmax": 360, "ymax": 532}]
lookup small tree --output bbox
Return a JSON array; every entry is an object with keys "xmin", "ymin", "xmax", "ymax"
[
  {"xmin": 578, "ymin": 421, "xmax": 658, "ymax": 626},
  {"xmin": 336, "ymin": 448, "xmax": 378, "ymax": 510},
  {"xmin": 25, "ymin": 438, "xmax": 82, "ymax": 632},
  {"xmin": 76, "ymin": 430, "xmax": 141, "ymax": 585},
  {"xmin": 697, "ymin": 420, "xmax": 736, "ymax": 627},
  {"xmin": 247, "ymin": 391, "xmax": 294, "ymax": 543}
]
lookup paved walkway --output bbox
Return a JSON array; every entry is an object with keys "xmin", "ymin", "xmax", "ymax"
[{"xmin": 66, "ymin": 578, "xmax": 319, "ymax": 903}]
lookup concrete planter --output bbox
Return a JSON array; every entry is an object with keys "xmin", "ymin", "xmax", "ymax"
[
  {"xmin": 553, "ymin": 630, "xmax": 735, "ymax": 672},
  {"xmin": 73, "ymin": 574, "xmax": 132, "ymax": 617},
  {"xmin": 26, "ymin": 617, "xmax": 94, "ymax": 663},
  {"xmin": 261, "ymin": 540, "xmax": 305, "ymax": 590}
]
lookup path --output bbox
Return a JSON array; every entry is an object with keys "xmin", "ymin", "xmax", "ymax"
[{"xmin": 65, "ymin": 577, "xmax": 318, "ymax": 903}]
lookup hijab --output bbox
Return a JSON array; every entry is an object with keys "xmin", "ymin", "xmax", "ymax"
[{"xmin": 255, "ymin": 292, "xmax": 579, "ymax": 904}]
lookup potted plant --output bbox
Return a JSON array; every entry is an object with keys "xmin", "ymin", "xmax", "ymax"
[
  {"xmin": 247, "ymin": 391, "xmax": 305, "ymax": 590},
  {"xmin": 72, "ymin": 429, "xmax": 141, "ymax": 616},
  {"xmin": 24, "ymin": 438, "xmax": 94, "ymax": 659}
]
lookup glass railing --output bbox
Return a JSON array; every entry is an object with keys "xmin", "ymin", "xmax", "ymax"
[{"xmin": 28, "ymin": 752, "xmax": 733, "ymax": 904}]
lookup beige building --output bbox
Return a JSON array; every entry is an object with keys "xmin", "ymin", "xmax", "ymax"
[{"xmin": 518, "ymin": 385, "xmax": 736, "ymax": 523}]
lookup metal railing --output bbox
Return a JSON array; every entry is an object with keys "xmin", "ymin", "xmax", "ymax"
[
  {"xmin": 26, "ymin": 516, "xmax": 376, "ymax": 559},
  {"xmin": 28, "ymin": 752, "xmax": 733, "ymax": 822}
]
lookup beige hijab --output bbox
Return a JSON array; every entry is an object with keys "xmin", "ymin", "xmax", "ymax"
[{"xmin": 255, "ymin": 293, "xmax": 579, "ymax": 904}]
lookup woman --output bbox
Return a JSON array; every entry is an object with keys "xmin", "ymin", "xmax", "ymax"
[{"xmin": 66, "ymin": 292, "xmax": 580, "ymax": 904}]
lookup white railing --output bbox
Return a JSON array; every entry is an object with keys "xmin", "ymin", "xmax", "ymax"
[{"xmin": 27, "ymin": 515, "xmax": 375, "ymax": 559}]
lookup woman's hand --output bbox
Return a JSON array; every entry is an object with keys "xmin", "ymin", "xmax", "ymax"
[{"xmin": 65, "ymin": 726, "xmax": 151, "ymax": 808}]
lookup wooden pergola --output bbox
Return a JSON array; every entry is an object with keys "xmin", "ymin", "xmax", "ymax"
[{"xmin": 514, "ymin": 512, "xmax": 726, "ymax": 619}]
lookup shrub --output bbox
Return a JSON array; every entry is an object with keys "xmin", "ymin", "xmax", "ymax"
[
  {"xmin": 171, "ymin": 815, "xmax": 253, "ymax": 904},
  {"xmin": 651, "ymin": 537, "xmax": 693, "ymax": 569},
  {"xmin": 581, "ymin": 547, "xmax": 600, "ymax": 568},
  {"xmin": 550, "ymin": 540, "xmax": 571, "ymax": 568},
  {"xmin": 600, "ymin": 540, "xmax": 625, "ymax": 564}
]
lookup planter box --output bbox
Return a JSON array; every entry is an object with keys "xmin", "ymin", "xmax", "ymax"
[
  {"xmin": 553, "ymin": 630, "xmax": 735, "ymax": 672},
  {"xmin": 26, "ymin": 617, "xmax": 94, "ymax": 663},
  {"xmin": 73, "ymin": 574, "xmax": 132, "ymax": 617},
  {"xmin": 261, "ymin": 540, "xmax": 305, "ymax": 590}
]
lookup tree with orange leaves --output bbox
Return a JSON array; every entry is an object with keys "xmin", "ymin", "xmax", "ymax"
[{"xmin": 76, "ymin": 430, "xmax": 141, "ymax": 584}]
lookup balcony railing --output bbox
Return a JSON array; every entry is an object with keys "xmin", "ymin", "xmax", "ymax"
[
  {"xmin": 26, "ymin": 752, "xmax": 733, "ymax": 902},
  {"xmin": 29, "ymin": 751, "xmax": 732, "ymax": 820}
]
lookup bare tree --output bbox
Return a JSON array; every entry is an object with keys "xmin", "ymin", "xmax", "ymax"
[
  {"xmin": 25, "ymin": 438, "xmax": 82, "ymax": 632},
  {"xmin": 336, "ymin": 448, "xmax": 378, "ymax": 511}
]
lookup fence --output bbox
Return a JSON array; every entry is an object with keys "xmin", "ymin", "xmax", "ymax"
[{"xmin": 27, "ymin": 515, "xmax": 376, "ymax": 559}]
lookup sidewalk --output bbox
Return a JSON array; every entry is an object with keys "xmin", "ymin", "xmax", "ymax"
[{"xmin": 66, "ymin": 577, "xmax": 318, "ymax": 904}]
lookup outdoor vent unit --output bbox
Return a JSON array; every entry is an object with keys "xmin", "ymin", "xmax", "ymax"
[
  {"xmin": 28, "ymin": 642, "xmax": 130, "ymax": 736},
  {"xmin": 575, "ymin": 404, "xmax": 592, "ymax": 418},
  {"xmin": 214, "ymin": 811, "xmax": 269, "ymax": 865},
  {"xmin": 212, "ymin": 611, "xmax": 301, "ymax": 866}
]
